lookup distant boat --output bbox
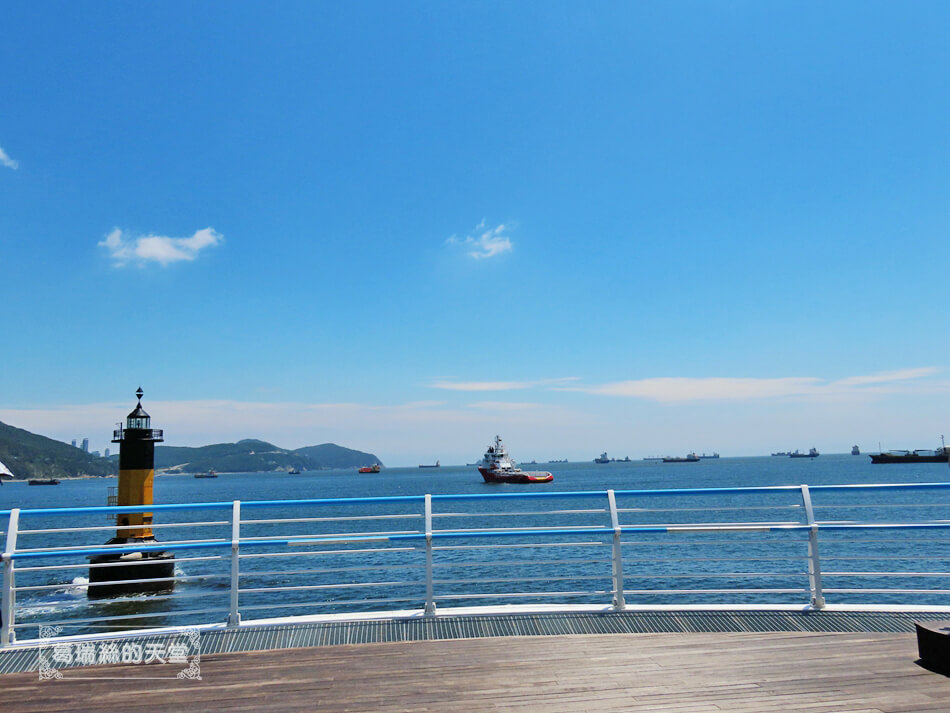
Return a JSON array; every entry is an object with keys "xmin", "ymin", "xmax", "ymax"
[
  {"xmin": 789, "ymin": 448, "xmax": 819, "ymax": 458},
  {"xmin": 419, "ymin": 461, "xmax": 440, "ymax": 468},
  {"xmin": 28, "ymin": 478, "xmax": 60, "ymax": 485},
  {"xmin": 194, "ymin": 469, "xmax": 218, "ymax": 478},
  {"xmin": 0, "ymin": 459, "xmax": 14, "ymax": 484},
  {"xmin": 594, "ymin": 452, "xmax": 610, "ymax": 464},
  {"xmin": 870, "ymin": 438, "xmax": 949, "ymax": 464},
  {"xmin": 547, "ymin": 459, "xmax": 568, "ymax": 463},
  {"xmin": 358, "ymin": 464, "xmax": 381, "ymax": 473},
  {"xmin": 851, "ymin": 445, "xmax": 861, "ymax": 456},
  {"xmin": 288, "ymin": 467, "xmax": 302, "ymax": 474},
  {"xmin": 663, "ymin": 453, "xmax": 700, "ymax": 463},
  {"xmin": 699, "ymin": 453, "xmax": 719, "ymax": 459},
  {"xmin": 477, "ymin": 436, "xmax": 553, "ymax": 484},
  {"xmin": 771, "ymin": 452, "xmax": 790, "ymax": 457}
]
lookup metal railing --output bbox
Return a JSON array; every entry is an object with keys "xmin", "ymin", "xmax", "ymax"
[{"xmin": 2, "ymin": 481, "xmax": 950, "ymax": 646}]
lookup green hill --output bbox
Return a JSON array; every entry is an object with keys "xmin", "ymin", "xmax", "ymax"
[
  {"xmin": 155, "ymin": 439, "xmax": 383, "ymax": 473},
  {"xmin": 0, "ymin": 421, "xmax": 116, "ymax": 479},
  {"xmin": 0, "ymin": 420, "xmax": 383, "ymax": 476}
]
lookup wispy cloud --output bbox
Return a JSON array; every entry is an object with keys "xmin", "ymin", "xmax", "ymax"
[
  {"xmin": 567, "ymin": 367, "xmax": 944, "ymax": 403},
  {"xmin": 99, "ymin": 227, "xmax": 223, "ymax": 266},
  {"xmin": 446, "ymin": 221, "xmax": 513, "ymax": 259},
  {"xmin": 430, "ymin": 377, "xmax": 579, "ymax": 392},
  {"xmin": 466, "ymin": 401, "xmax": 544, "ymax": 411},
  {"xmin": 832, "ymin": 367, "xmax": 938, "ymax": 387},
  {"xmin": 0, "ymin": 146, "xmax": 19, "ymax": 170}
]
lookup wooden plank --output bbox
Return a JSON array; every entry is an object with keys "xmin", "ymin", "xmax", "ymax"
[{"xmin": 2, "ymin": 632, "xmax": 949, "ymax": 713}]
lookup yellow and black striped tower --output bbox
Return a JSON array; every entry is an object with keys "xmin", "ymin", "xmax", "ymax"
[{"xmin": 88, "ymin": 388, "xmax": 175, "ymax": 598}]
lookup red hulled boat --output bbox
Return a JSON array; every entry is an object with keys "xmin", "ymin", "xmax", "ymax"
[{"xmin": 477, "ymin": 435, "xmax": 554, "ymax": 484}]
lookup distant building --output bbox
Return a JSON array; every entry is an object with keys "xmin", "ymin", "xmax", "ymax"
[
  {"xmin": 92, "ymin": 450, "xmax": 100, "ymax": 457},
  {"xmin": 81, "ymin": 438, "xmax": 89, "ymax": 453},
  {"xmin": 72, "ymin": 439, "xmax": 77, "ymax": 448},
  {"xmin": 104, "ymin": 448, "xmax": 110, "ymax": 458}
]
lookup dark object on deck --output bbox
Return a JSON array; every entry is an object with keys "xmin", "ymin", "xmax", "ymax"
[{"xmin": 916, "ymin": 620, "xmax": 950, "ymax": 672}]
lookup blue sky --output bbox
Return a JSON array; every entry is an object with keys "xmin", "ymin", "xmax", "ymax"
[{"xmin": 1, "ymin": 2, "xmax": 948, "ymax": 463}]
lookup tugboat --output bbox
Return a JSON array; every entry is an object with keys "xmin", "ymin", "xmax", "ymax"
[
  {"xmin": 478, "ymin": 436, "xmax": 553, "ymax": 483},
  {"xmin": 789, "ymin": 448, "xmax": 819, "ymax": 458},
  {"xmin": 594, "ymin": 452, "xmax": 611, "ymax": 464},
  {"xmin": 358, "ymin": 464, "xmax": 381, "ymax": 473}
]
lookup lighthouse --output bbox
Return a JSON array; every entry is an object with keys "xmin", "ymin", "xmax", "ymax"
[{"xmin": 88, "ymin": 388, "xmax": 175, "ymax": 598}]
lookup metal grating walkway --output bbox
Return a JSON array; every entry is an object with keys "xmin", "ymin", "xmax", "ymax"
[{"xmin": 0, "ymin": 609, "xmax": 940, "ymax": 675}]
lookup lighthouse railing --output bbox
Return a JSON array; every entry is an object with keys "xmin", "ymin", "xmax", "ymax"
[{"xmin": 2, "ymin": 482, "xmax": 950, "ymax": 647}]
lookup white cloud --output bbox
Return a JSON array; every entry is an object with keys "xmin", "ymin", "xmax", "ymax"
[
  {"xmin": 568, "ymin": 367, "xmax": 944, "ymax": 403},
  {"xmin": 466, "ymin": 401, "xmax": 543, "ymax": 410},
  {"xmin": 446, "ymin": 222, "xmax": 513, "ymax": 259},
  {"xmin": 831, "ymin": 367, "xmax": 939, "ymax": 387},
  {"xmin": 0, "ymin": 146, "xmax": 19, "ymax": 170},
  {"xmin": 99, "ymin": 227, "xmax": 224, "ymax": 266},
  {"xmin": 430, "ymin": 377, "xmax": 579, "ymax": 392}
]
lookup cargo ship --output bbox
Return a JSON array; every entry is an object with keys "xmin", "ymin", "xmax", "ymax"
[
  {"xmin": 478, "ymin": 436, "xmax": 553, "ymax": 483},
  {"xmin": 789, "ymin": 448, "xmax": 819, "ymax": 458},
  {"xmin": 870, "ymin": 438, "xmax": 949, "ymax": 464},
  {"xmin": 358, "ymin": 464, "xmax": 381, "ymax": 473},
  {"xmin": 663, "ymin": 453, "xmax": 700, "ymax": 463}
]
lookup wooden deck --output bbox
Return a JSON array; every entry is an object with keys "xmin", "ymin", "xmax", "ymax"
[{"xmin": 4, "ymin": 631, "xmax": 948, "ymax": 712}]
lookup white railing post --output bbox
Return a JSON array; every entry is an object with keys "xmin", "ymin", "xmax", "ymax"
[
  {"xmin": 2, "ymin": 509, "xmax": 20, "ymax": 647},
  {"xmin": 607, "ymin": 490, "xmax": 626, "ymax": 610},
  {"xmin": 228, "ymin": 500, "xmax": 241, "ymax": 626},
  {"xmin": 424, "ymin": 494, "xmax": 436, "ymax": 616},
  {"xmin": 800, "ymin": 485, "xmax": 826, "ymax": 609}
]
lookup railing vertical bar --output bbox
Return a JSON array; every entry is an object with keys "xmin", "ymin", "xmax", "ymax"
[
  {"xmin": 228, "ymin": 500, "xmax": 241, "ymax": 626},
  {"xmin": 800, "ymin": 485, "xmax": 826, "ymax": 608},
  {"xmin": 2, "ymin": 509, "xmax": 20, "ymax": 647},
  {"xmin": 424, "ymin": 494, "xmax": 436, "ymax": 616},
  {"xmin": 607, "ymin": 490, "xmax": 626, "ymax": 610}
]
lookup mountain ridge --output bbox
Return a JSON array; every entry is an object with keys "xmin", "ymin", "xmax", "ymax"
[{"xmin": 0, "ymin": 420, "xmax": 383, "ymax": 477}]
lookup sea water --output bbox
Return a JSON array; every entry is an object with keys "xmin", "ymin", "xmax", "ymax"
[{"xmin": 3, "ymin": 454, "xmax": 949, "ymax": 634}]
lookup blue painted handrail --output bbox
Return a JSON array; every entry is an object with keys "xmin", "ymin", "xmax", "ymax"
[{"xmin": 5, "ymin": 481, "xmax": 950, "ymax": 519}]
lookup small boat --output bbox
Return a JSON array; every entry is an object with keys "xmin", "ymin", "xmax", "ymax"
[
  {"xmin": 851, "ymin": 445, "xmax": 861, "ymax": 455},
  {"xmin": 28, "ymin": 478, "xmax": 60, "ymax": 485},
  {"xmin": 418, "ymin": 461, "xmax": 440, "ymax": 469},
  {"xmin": 0, "ymin": 459, "xmax": 14, "ymax": 484},
  {"xmin": 663, "ymin": 453, "xmax": 700, "ymax": 463},
  {"xmin": 789, "ymin": 448, "xmax": 819, "ymax": 458},
  {"xmin": 594, "ymin": 452, "xmax": 611, "ymax": 464},
  {"xmin": 194, "ymin": 469, "xmax": 218, "ymax": 478},
  {"xmin": 288, "ymin": 467, "xmax": 302, "ymax": 474},
  {"xmin": 358, "ymin": 464, "xmax": 381, "ymax": 473},
  {"xmin": 478, "ymin": 436, "xmax": 553, "ymax": 484}
]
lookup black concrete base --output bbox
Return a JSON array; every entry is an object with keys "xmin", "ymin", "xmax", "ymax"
[
  {"xmin": 916, "ymin": 621, "xmax": 950, "ymax": 672},
  {"xmin": 87, "ymin": 540, "xmax": 175, "ymax": 599}
]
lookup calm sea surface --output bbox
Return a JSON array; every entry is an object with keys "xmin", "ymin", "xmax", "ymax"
[{"xmin": 3, "ymin": 454, "xmax": 949, "ymax": 635}]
